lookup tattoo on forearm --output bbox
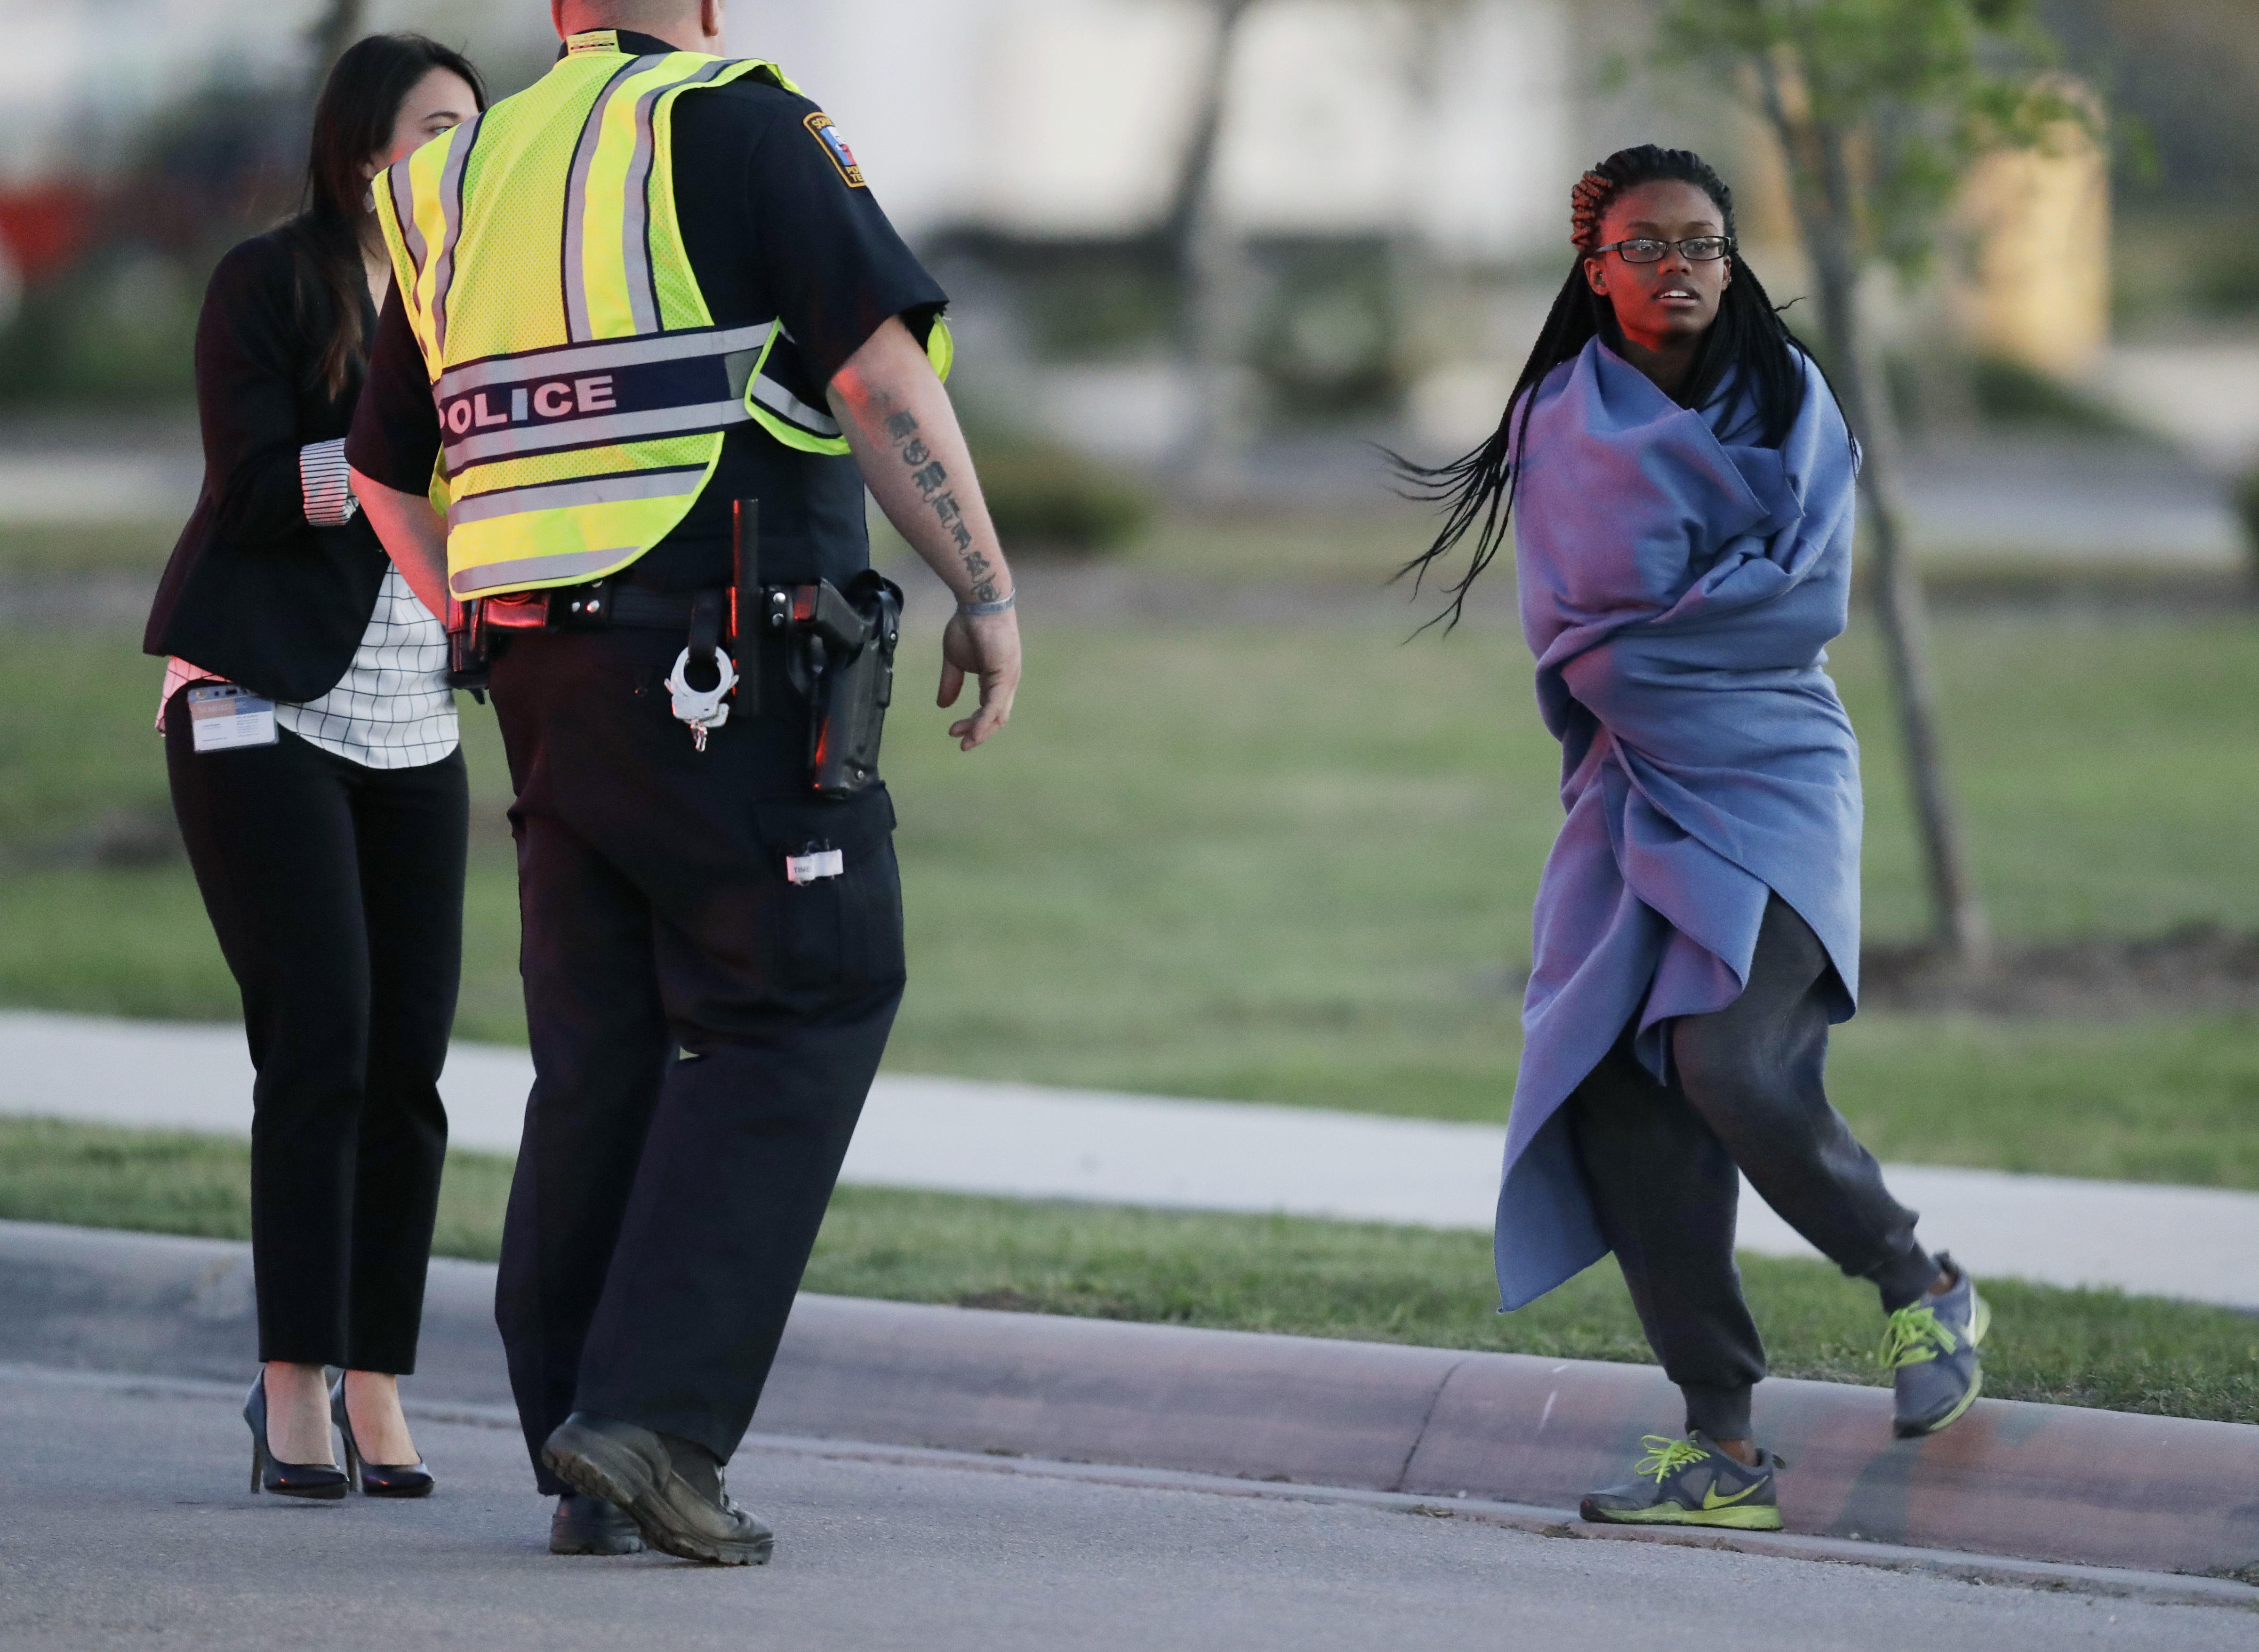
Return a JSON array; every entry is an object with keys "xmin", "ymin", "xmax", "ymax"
[{"xmin": 880, "ymin": 406, "xmax": 1000, "ymax": 601}]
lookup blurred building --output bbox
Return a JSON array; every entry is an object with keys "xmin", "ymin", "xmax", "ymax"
[
  {"xmin": 0, "ymin": 0, "xmax": 1574, "ymax": 454},
  {"xmin": 752, "ymin": 0, "xmax": 1577, "ymax": 463},
  {"xmin": 8, "ymin": 0, "xmax": 2252, "ymax": 477},
  {"xmin": 0, "ymin": 0, "xmax": 308, "ymax": 184},
  {"xmin": 0, "ymin": 0, "xmax": 1571, "ymax": 254},
  {"xmin": 754, "ymin": 0, "xmax": 1570, "ymax": 260}
]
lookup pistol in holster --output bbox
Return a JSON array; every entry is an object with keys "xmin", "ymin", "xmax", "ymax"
[
  {"xmin": 761, "ymin": 570, "xmax": 903, "ymax": 799},
  {"xmin": 445, "ymin": 598, "xmax": 492, "ymax": 700},
  {"xmin": 736, "ymin": 497, "xmax": 899, "ymax": 797}
]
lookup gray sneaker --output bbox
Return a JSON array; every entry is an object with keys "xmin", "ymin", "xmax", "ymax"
[
  {"xmin": 543, "ymin": 1412, "xmax": 774, "ymax": 1566},
  {"xmin": 1579, "ymin": 1431, "xmax": 1784, "ymax": 1530},
  {"xmin": 1883, "ymin": 1252, "xmax": 1989, "ymax": 1438}
]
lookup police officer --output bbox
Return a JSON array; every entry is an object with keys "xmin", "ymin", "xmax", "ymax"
[{"xmin": 346, "ymin": 0, "xmax": 1021, "ymax": 1565}]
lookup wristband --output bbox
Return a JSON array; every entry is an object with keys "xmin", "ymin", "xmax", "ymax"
[{"xmin": 958, "ymin": 590, "xmax": 1017, "ymax": 617}]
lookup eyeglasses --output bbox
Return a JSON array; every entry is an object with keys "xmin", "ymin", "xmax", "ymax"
[{"xmin": 1593, "ymin": 236, "xmax": 1734, "ymax": 264}]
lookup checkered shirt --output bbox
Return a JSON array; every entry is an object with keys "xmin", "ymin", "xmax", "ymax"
[{"xmin": 157, "ymin": 441, "xmax": 460, "ymax": 769}]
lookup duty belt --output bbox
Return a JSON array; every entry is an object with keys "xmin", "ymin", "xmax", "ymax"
[
  {"xmin": 456, "ymin": 498, "xmax": 901, "ymax": 796},
  {"xmin": 479, "ymin": 578, "xmax": 710, "ymax": 632}
]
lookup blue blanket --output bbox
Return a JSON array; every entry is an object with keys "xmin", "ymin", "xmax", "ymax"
[{"xmin": 1495, "ymin": 338, "xmax": 1864, "ymax": 1310}]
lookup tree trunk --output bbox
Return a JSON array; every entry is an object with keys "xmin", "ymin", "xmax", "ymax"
[
  {"xmin": 1160, "ymin": 0, "xmax": 1257, "ymax": 284},
  {"xmin": 1787, "ymin": 115, "xmax": 1990, "ymax": 963},
  {"xmin": 1164, "ymin": 0, "xmax": 1261, "ymax": 494},
  {"xmin": 307, "ymin": 0, "xmax": 368, "ymax": 86}
]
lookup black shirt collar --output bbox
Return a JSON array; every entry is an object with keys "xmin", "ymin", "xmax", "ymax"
[{"xmin": 558, "ymin": 29, "xmax": 685, "ymax": 61}]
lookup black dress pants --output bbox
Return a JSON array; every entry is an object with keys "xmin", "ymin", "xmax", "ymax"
[
  {"xmin": 1567, "ymin": 896, "xmax": 1938, "ymax": 1441},
  {"xmin": 164, "ymin": 698, "xmax": 465, "ymax": 1372},
  {"xmin": 487, "ymin": 628, "xmax": 904, "ymax": 1491}
]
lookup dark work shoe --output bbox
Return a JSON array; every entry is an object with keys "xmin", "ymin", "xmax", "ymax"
[
  {"xmin": 1580, "ymin": 1431, "xmax": 1784, "ymax": 1530},
  {"xmin": 1883, "ymin": 1252, "xmax": 1989, "ymax": 1438},
  {"xmin": 550, "ymin": 1492, "xmax": 645, "ymax": 1556},
  {"xmin": 543, "ymin": 1412, "xmax": 774, "ymax": 1567}
]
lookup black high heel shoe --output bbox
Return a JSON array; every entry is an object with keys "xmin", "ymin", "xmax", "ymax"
[
  {"xmin": 330, "ymin": 1375, "xmax": 435, "ymax": 1498},
  {"xmin": 243, "ymin": 1371, "xmax": 348, "ymax": 1500}
]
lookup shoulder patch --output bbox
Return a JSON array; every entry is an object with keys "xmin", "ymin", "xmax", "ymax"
[{"xmin": 804, "ymin": 112, "xmax": 866, "ymax": 189}]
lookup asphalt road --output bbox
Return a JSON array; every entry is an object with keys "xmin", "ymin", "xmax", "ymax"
[{"xmin": 0, "ymin": 1368, "xmax": 2245, "ymax": 1651}]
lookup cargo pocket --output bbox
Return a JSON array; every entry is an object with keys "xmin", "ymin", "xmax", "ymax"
[{"xmin": 752, "ymin": 786, "xmax": 905, "ymax": 996}]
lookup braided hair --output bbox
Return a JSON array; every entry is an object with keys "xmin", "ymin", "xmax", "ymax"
[{"xmin": 1398, "ymin": 145, "xmax": 1822, "ymax": 627}]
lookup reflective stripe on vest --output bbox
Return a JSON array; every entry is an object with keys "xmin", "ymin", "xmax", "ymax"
[
  {"xmin": 372, "ymin": 38, "xmax": 934, "ymax": 599},
  {"xmin": 432, "ymin": 321, "xmax": 775, "ymax": 469}
]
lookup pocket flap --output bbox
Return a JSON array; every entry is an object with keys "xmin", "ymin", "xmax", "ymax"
[{"xmin": 751, "ymin": 785, "xmax": 897, "ymax": 860}]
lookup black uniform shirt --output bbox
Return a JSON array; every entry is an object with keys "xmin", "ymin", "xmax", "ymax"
[{"xmin": 347, "ymin": 32, "xmax": 946, "ymax": 592}]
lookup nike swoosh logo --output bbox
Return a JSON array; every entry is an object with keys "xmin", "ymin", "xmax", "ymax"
[{"xmin": 1702, "ymin": 1480, "xmax": 1766, "ymax": 1510}]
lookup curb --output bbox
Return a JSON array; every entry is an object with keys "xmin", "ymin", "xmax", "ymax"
[
  {"xmin": 6, "ymin": 1367, "xmax": 2254, "ymax": 1612},
  {"xmin": 6, "ymin": 1220, "xmax": 2256, "ymax": 1588}
]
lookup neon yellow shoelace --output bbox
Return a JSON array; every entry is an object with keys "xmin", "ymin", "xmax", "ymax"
[
  {"xmin": 1879, "ymin": 1303, "xmax": 1959, "ymax": 1370},
  {"xmin": 1634, "ymin": 1435, "xmax": 1710, "ymax": 1483}
]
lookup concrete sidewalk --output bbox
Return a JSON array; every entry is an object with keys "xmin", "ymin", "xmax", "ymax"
[{"xmin": 5, "ymin": 1009, "xmax": 2256, "ymax": 1310}]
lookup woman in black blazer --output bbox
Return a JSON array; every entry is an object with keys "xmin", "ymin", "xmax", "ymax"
[{"xmin": 144, "ymin": 34, "xmax": 484, "ymax": 1500}]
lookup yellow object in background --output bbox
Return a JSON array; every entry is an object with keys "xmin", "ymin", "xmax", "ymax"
[{"xmin": 1955, "ymin": 82, "xmax": 2112, "ymax": 382}]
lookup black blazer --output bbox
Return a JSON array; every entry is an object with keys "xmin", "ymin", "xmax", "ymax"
[{"xmin": 144, "ymin": 230, "xmax": 391, "ymax": 703}]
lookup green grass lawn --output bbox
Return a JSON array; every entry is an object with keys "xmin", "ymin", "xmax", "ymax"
[
  {"xmin": 2, "ymin": 1117, "xmax": 2250, "ymax": 1427},
  {"xmin": 2, "ymin": 533, "xmax": 2255, "ymax": 1186},
  {"xmin": 0, "ymin": 521, "xmax": 180, "ymax": 577}
]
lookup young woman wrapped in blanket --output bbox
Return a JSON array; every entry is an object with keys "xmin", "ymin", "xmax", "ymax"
[{"xmin": 1401, "ymin": 146, "xmax": 1988, "ymax": 1532}]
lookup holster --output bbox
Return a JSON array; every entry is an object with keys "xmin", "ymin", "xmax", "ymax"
[
  {"xmin": 445, "ymin": 598, "xmax": 492, "ymax": 699},
  {"xmin": 760, "ymin": 572, "xmax": 903, "ymax": 798}
]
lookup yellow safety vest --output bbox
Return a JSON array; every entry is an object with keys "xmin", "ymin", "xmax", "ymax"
[{"xmin": 372, "ymin": 30, "xmax": 950, "ymax": 600}]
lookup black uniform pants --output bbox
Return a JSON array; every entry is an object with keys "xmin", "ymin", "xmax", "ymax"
[
  {"xmin": 487, "ymin": 628, "xmax": 904, "ymax": 1489},
  {"xmin": 164, "ymin": 698, "xmax": 465, "ymax": 1373},
  {"xmin": 1567, "ymin": 896, "xmax": 1938, "ymax": 1442}
]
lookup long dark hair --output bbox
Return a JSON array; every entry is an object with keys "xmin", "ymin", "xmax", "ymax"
[
  {"xmin": 282, "ymin": 34, "xmax": 485, "ymax": 397},
  {"xmin": 1397, "ymin": 145, "xmax": 1825, "ymax": 628}
]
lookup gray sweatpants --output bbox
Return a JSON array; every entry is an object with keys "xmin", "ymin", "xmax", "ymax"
[{"xmin": 1567, "ymin": 895, "xmax": 1938, "ymax": 1440}]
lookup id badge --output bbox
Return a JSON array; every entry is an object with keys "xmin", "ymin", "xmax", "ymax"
[{"xmin": 186, "ymin": 684, "xmax": 278, "ymax": 753}]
